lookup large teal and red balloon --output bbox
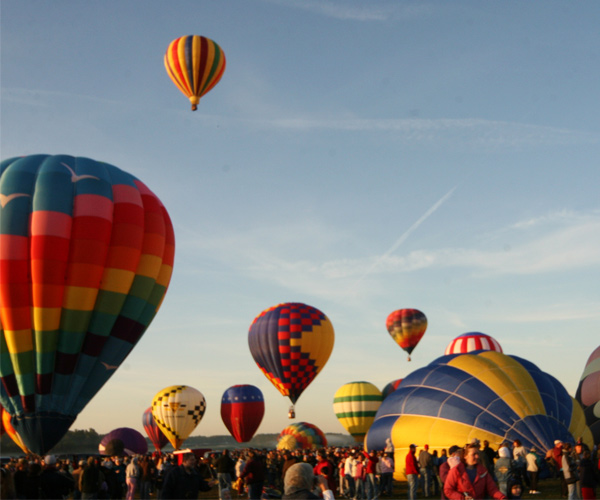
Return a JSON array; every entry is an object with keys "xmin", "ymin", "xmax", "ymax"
[
  {"xmin": 386, "ymin": 308, "xmax": 427, "ymax": 361},
  {"xmin": 143, "ymin": 406, "xmax": 169, "ymax": 451},
  {"xmin": 221, "ymin": 385, "xmax": 264, "ymax": 443},
  {"xmin": 248, "ymin": 302, "xmax": 335, "ymax": 414},
  {"xmin": 0, "ymin": 154, "xmax": 175, "ymax": 454}
]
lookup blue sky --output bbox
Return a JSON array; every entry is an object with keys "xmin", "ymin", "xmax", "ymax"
[{"xmin": 2, "ymin": 1, "xmax": 599, "ymax": 440}]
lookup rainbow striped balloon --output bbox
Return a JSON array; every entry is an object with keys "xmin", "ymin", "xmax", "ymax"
[
  {"xmin": 164, "ymin": 35, "xmax": 226, "ymax": 110},
  {"xmin": 0, "ymin": 154, "xmax": 175, "ymax": 454},
  {"xmin": 333, "ymin": 381, "xmax": 383, "ymax": 442}
]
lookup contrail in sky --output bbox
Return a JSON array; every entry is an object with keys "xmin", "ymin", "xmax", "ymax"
[{"xmin": 353, "ymin": 185, "xmax": 458, "ymax": 288}]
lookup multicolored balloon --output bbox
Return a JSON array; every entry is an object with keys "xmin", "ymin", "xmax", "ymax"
[
  {"xmin": 381, "ymin": 379, "xmax": 403, "ymax": 399},
  {"xmin": 143, "ymin": 406, "xmax": 169, "ymax": 451},
  {"xmin": 386, "ymin": 309, "xmax": 427, "ymax": 361},
  {"xmin": 277, "ymin": 422, "xmax": 327, "ymax": 450},
  {"xmin": 248, "ymin": 302, "xmax": 335, "ymax": 416},
  {"xmin": 444, "ymin": 332, "xmax": 503, "ymax": 355},
  {"xmin": 333, "ymin": 381, "xmax": 383, "ymax": 443},
  {"xmin": 99, "ymin": 427, "xmax": 148, "ymax": 456},
  {"xmin": 165, "ymin": 35, "xmax": 226, "ymax": 111},
  {"xmin": 1, "ymin": 405, "xmax": 31, "ymax": 454},
  {"xmin": 576, "ymin": 345, "xmax": 600, "ymax": 444},
  {"xmin": 366, "ymin": 351, "xmax": 593, "ymax": 479},
  {"xmin": 152, "ymin": 385, "xmax": 206, "ymax": 450},
  {"xmin": 0, "ymin": 154, "xmax": 175, "ymax": 455},
  {"xmin": 221, "ymin": 385, "xmax": 265, "ymax": 443}
]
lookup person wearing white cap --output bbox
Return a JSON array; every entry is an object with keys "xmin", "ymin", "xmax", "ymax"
[{"xmin": 40, "ymin": 455, "xmax": 74, "ymax": 499}]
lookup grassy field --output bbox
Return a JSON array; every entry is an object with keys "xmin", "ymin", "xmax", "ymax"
[{"xmin": 196, "ymin": 477, "xmax": 569, "ymax": 499}]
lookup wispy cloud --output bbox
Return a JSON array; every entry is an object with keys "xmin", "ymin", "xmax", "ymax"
[{"xmin": 263, "ymin": 0, "xmax": 432, "ymax": 21}]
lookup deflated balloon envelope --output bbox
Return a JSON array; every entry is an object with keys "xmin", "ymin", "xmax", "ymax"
[
  {"xmin": 0, "ymin": 155, "xmax": 175, "ymax": 455},
  {"xmin": 99, "ymin": 427, "xmax": 148, "ymax": 456},
  {"xmin": 366, "ymin": 350, "xmax": 593, "ymax": 476}
]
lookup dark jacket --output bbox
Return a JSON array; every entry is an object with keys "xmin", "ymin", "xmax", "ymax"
[
  {"xmin": 40, "ymin": 467, "xmax": 74, "ymax": 499},
  {"xmin": 160, "ymin": 465, "xmax": 211, "ymax": 499}
]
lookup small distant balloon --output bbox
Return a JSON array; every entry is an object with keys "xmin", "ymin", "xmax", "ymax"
[
  {"xmin": 164, "ymin": 35, "xmax": 226, "ymax": 111},
  {"xmin": 444, "ymin": 332, "xmax": 503, "ymax": 355},
  {"xmin": 221, "ymin": 385, "xmax": 265, "ymax": 443},
  {"xmin": 151, "ymin": 385, "xmax": 206, "ymax": 450},
  {"xmin": 386, "ymin": 309, "xmax": 427, "ymax": 361}
]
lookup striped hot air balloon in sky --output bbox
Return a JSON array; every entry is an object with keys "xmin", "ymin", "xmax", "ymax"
[
  {"xmin": 333, "ymin": 381, "xmax": 383, "ymax": 442},
  {"xmin": 164, "ymin": 35, "xmax": 226, "ymax": 111},
  {"xmin": 444, "ymin": 332, "xmax": 503, "ymax": 355},
  {"xmin": 386, "ymin": 308, "xmax": 427, "ymax": 361}
]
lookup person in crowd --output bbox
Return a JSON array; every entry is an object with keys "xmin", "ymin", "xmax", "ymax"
[
  {"xmin": 418, "ymin": 444, "xmax": 433, "ymax": 498},
  {"xmin": 362, "ymin": 449, "xmax": 379, "ymax": 500},
  {"xmin": 216, "ymin": 449, "xmax": 236, "ymax": 499},
  {"xmin": 315, "ymin": 449, "xmax": 337, "ymax": 495},
  {"xmin": 481, "ymin": 441, "xmax": 497, "ymax": 478},
  {"xmin": 1, "ymin": 466, "xmax": 16, "ymax": 500},
  {"xmin": 439, "ymin": 446, "xmax": 462, "ymax": 500},
  {"xmin": 240, "ymin": 449, "xmax": 266, "ymax": 500},
  {"xmin": 343, "ymin": 451, "xmax": 356, "ymax": 499},
  {"xmin": 24, "ymin": 462, "xmax": 43, "ymax": 500},
  {"xmin": 526, "ymin": 447, "xmax": 541, "ymax": 495},
  {"xmin": 81, "ymin": 457, "xmax": 106, "ymax": 500},
  {"xmin": 578, "ymin": 449, "xmax": 597, "ymax": 500},
  {"xmin": 354, "ymin": 453, "xmax": 365, "ymax": 500},
  {"xmin": 138, "ymin": 455, "xmax": 156, "ymax": 500},
  {"xmin": 160, "ymin": 452, "xmax": 211, "ymax": 499},
  {"xmin": 124, "ymin": 456, "xmax": 140, "ymax": 500},
  {"xmin": 39, "ymin": 454, "xmax": 74, "ymax": 499},
  {"xmin": 563, "ymin": 443, "xmax": 580, "ymax": 500},
  {"xmin": 512, "ymin": 440, "xmax": 529, "ymax": 489},
  {"xmin": 405, "ymin": 444, "xmax": 420, "ymax": 500},
  {"xmin": 281, "ymin": 451, "xmax": 298, "ymax": 489},
  {"xmin": 112, "ymin": 457, "xmax": 126, "ymax": 499},
  {"xmin": 282, "ymin": 462, "xmax": 334, "ymax": 500},
  {"xmin": 495, "ymin": 445, "xmax": 516, "ymax": 497},
  {"xmin": 13, "ymin": 458, "xmax": 29, "ymax": 500},
  {"xmin": 507, "ymin": 479, "xmax": 523, "ymax": 500},
  {"xmin": 443, "ymin": 443, "xmax": 506, "ymax": 500},
  {"xmin": 379, "ymin": 452, "xmax": 394, "ymax": 497}
]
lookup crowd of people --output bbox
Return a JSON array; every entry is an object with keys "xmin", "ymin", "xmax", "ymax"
[{"xmin": 0, "ymin": 437, "xmax": 598, "ymax": 500}]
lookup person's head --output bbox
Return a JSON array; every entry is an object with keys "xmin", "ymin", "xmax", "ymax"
[
  {"xmin": 554, "ymin": 440, "xmax": 562, "ymax": 448},
  {"xmin": 513, "ymin": 439, "xmax": 522, "ymax": 448},
  {"xmin": 562, "ymin": 443, "xmax": 572, "ymax": 453},
  {"xmin": 284, "ymin": 462, "xmax": 315, "ymax": 495},
  {"xmin": 87, "ymin": 456, "xmax": 96, "ymax": 467},
  {"xmin": 465, "ymin": 445, "xmax": 480, "ymax": 467},
  {"xmin": 509, "ymin": 482, "xmax": 522, "ymax": 499},
  {"xmin": 182, "ymin": 453, "xmax": 197, "ymax": 470},
  {"xmin": 409, "ymin": 444, "xmax": 416, "ymax": 454},
  {"xmin": 498, "ymin": 446, "xmax": 511, "ymax": 459},
  {"xmin": 448, "ymin": 445, "xmax": 461, "ymax": 457}
]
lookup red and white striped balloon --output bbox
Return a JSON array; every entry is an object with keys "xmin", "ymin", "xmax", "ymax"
[{"xmin": 444, "ymin": 332, "xmax": 503, "ymax": 355}]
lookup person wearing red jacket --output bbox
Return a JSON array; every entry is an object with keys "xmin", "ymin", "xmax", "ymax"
[
  {"xmin": 313, "ymin": 450, "xmax": 337, "ymax": 496},
  {"xmin": 443, "ymin": 445, "xmax": 506, "ymax": 500},
  {"xmin": 406, "ymin": 444, "xmax": 420, "ymax": 500},
  {"xmin": 363, "ymin": 450, "xmax": 379, "ymax": 500}
]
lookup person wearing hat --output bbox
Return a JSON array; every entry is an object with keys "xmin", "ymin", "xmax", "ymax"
[
  {"xmin": 525, "ymin": 447, "xmax": 541, "ymax": 495},
  {"xmin": 40, "ymin": 455, "xmax": 74, "ymax": 499},
  {"xmin": 406, "ymin": 444, "xmax": 420, "ymax": 500}
]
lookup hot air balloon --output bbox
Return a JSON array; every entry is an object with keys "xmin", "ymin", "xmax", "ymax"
[
  {"xmin": 575, "ymin": 345, "xmax": 600, "ymax": 444},
  {"xmin": 143, "ymin": 406, "xmax": 169, "ymax": 451},
  {"xmin": 0, "ymin": 154, "xmax": 175, "ymax": 455},
  {"xmin": 164, "ymin": 35, "xmax": 226, "ymax": 111},
  {"xmin": 1, "ymin": 405, "xmax": 31, "ymax": 454},
  {"xmin": 248, "ymin": 302, "xmax": 335, "ymax": 418},
  {"xmin": 365, "ymin": 351, "xmax": 593, "ymax": 479},
  {"xmin": 333, "ymin": 381, "xmax": 383, "ymax": 443},
  {"xmin": 277, "ymin": 422, "xmax": 327, "ymax": 450},
  {"xmin": 151, "ymin": 385, "xmax": 206, "ymax": 450},
  {"xmin": 99, "ymin": 427, "xmax": 148, "ymax": 456},
  {"xmin": 444, "ymin": 332, "xmax": 503, "ymax": 355},
  {"xmin": 221, "ymin": 385, "xmax": 264, "ymax": 443},
  {"xmin": 386, "ymin": 309, "xmax": 427, "ymax": 361},
  {"xmin": 381, "ymin": 379, "xmax": 403, "ymax": 400}
]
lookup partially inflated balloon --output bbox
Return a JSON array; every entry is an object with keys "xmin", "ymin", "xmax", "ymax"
[
  {"xmin": 386, "ymin": 309, "xmax": 427, "ymax": 361},
  {"xmin": 99, "ymin": 427, "xmax": 148, "ymax": 456},
  {"xmin": 277, "ymin": 422, "xmax": 327, "ymax": 450},
  {"xmin": 0, "ymin": 155, "xmax": 175, "ymax": 455},
  {"xmin": 575, "ymin": 345, "xmax": 600, "ymax": 444},
  {"xmin": 152, "ymin": 385, "xmax": 206, "ymax": 450},
  {"xmin": 444, "ymin": 332, "xmax": 503, "ymax": 355},
  {"xmin": 221, "ymin": 385, "xmax": 264, "ymax": 443},
  {"xmin": 366, "ymin": 351, "xmax": 592, "ymax": 479},
  {"xmin": 248, "ymin": 303, "xmax": 334, "ymax": 415},
  {"xmin": 165, "ymin": 35, "xmax": 226, "ymax": 111},
  {"xmin": 143, "ymin": 406, "xmax": 169, "ymax": 451},
  {"xmin": 333, "ymin": 381, "xmax": 382, "ymax": 442}
]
